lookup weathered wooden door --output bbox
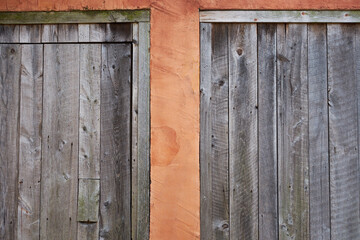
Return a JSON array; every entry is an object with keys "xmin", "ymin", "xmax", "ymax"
[
  {"xmin": 200, "ymin": 23, "xmax": 360, "ymax": 240},
  {"xmin": 0, "ymin": 24, "xmax": 134, "ymax": 240}
]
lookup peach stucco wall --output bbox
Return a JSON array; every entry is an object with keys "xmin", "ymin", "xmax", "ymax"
[{"xmin": 2, "ymin": 0, "xmax": 360, "ymax": 239}]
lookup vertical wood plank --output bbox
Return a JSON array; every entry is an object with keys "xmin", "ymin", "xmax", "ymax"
[
  {"xmin": 277, "ymin": 24, "xmax": 309, "ymax": 240},
  {"xmin": 228, "ymin": 23, "xmax": 258, "ymax": 240},
  {"xmin": 134, "ymin": 22, "xmax": 150, "ymax": 240},
  {"xmin": 0, "ymin": 44, "xmax": 21, "ymax": 240},
  {"xmin": 20, "ymin": 25, "xmax": 41, "ymax": 43},
  {"xmin": 356, "ymin": 23, "xmax": 360, "ymax": 240},
  {"xmin": 308, "ymin": 24, "xmax": 330, "ymax": 240},
  {"xmin": 41, "ymin": 25, "xmax": 58, "ymax": 42},
  {"xmin": 58, "ymin": 24, "xmax": 79, "ymax": 42},
  {"xmin": 77, "ymin": 43, "xmax": 101, "ymax": 240},
  {"xmin": 40, "ymin": 44, "xmax": 79, "ymax": 240},
  {"xmin": 131, "ymin": 22, "xmax": 140, "ymax": 240},
  {"xmin": 200, "ymin": 23, "xmax": 230, "ymax": 240},
  {"xmin": 77, "ymin": 179, "xmax": 100, "ymax": 222},
  {"xmin": 0, "ymin": 25, "xmax": 20, "ymax": 42},
  {"xmin": 78, "ymin": 24, "xmax": 106, "ymax": 42},
  {"xmin": 17, "ymin": 44, "xmax": 43, "ymax": 240},
  {"xmin": 105, "ymin": 23, "xmax": 132, "ymax": 42},
  {"xmin": 78, "ymin": 24, "xmax": 90, "ymax": 42},
  {"xmin": 100, "ymin": 43, "xmax": 132, "ymax": 240},
  {"xmin": 200, "ymin": 22, "xmax": 213, "ymax": 240},
  {"xmin": 89, "ymin": 24, "xmax": 106, "ymax": 42},
  {"xmin": 257, "ymin": 23, "xmax": 278, "ymax": 240},
  {"xmin": 79, "ymin": 44, "xmax": 101, "ymax": 179},
  {"xmin": 78, "ymin": 223, "xmax": 99, "ymax": 240},
  {"xmin": 328, "ymin": 24, "xmax": 360, "ymax": 239}
]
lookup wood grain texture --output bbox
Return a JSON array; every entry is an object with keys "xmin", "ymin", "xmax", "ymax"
[
  {"xmin": 0, "ymin": 44, "xmax": 21, "ymax": 240},
  {"xmin": 308, "ymin": 24, "xmax": 330, "ymax": 240},
  {"xmin": 257, "ymin": 23, "xmax": 278, "ymax": 240},
  {"xmin": 327, "ymin": 24, "xmax": 360, "ymax": 240},
  {"xmin": 40, "ymin": 44, "xmax": 79, "ymax": 240},
  {"xmin": 78, "ymin": 223, "xmax": 99, "ymax": 240},
  {"xmin": 356, "ymin": 23, "xmax": 360, "ymax": 240},
  {"xmin": 228, "ymin": 23, "xmax": 258, "ymax": 240},
  {"xmin": 17, "ymin": 44, "xmax": 43, "ymax": 240},
  {"xmin": 277, "ymin": 24, "xmax": 309, "ymax": 240},
  {"xmin": 0, "ymin": 10, "xmax": 150, "ymax": 24},
  {"xmin": 209, "ymin": 24, "xmax": 229, "ymax": 240},
  {"xmin": 79, "ymin": 44, "xmax": 101, "ymax": 179},
  {"xmin": 132, "ymin": 22, "xmax": 150, "ymax": 240},
  {"xmin": 78, "ymin": 24, "xmax": 106, "ymax": 42},
  {"xmin": 19, "ymin": 25, "xmax": 41, "ymax": 43},
  {"xmin": 105, "ymin": 23, "xmax": 132, "ymax": 42},
  {"xmin": 100, "ymin": 43, "xmax": 132, "ymax": 240},
  {"xmin": 77, "ymin": 179, "xmax": 100, "ymax": 222},
  {"xmin": 58, "ymin": 24, "xmax": 79, "ymax": 42},
  {"xmin": 200, "ymin": 23, "xmax": 229, "ymax": 240},
  {"xmin": 200, "ymin": 22, "xmax": 215, "ymax": 240},
  {"xmin": 42, "ymin": 24, "xmax": 78, "ymax": 42},
  {"xmin": 131, "ymin": 22, "xmax": 140, "ymax": 240},
  {"xmin": 41, "ymin": 25, "xmax": 58, "ymax": 42},
  {"xmin": 0, "ymin": 25, "xmax": 19, "ymax": 42},
  {"xmin": 200, "ymin": 11, "xmax": 360, "ymax": 23}
]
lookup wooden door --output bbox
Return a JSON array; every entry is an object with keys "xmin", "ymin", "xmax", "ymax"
[
  {"xmin": 200, "ymin": 23, "xmax": 360, "ymax": 240},
  {"xmin": 0, "ymin": 24, "xmax": 134, "ymax": 240}
]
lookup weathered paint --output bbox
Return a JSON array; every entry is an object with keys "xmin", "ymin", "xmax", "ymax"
[{"xmin": 2, "ymin": 0, "xmax": 360, "ymax": 240}]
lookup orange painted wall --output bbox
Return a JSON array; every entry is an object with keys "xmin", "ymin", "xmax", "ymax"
[{"xmin": 2, "ymin": 0, "xmax": 360, "ymax": 239}]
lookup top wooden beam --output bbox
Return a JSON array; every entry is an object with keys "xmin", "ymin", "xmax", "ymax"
[
  {"xmin": 200, "ymin": 10, "xmax": 360, "ymax": 23},
  {"xmin": 0, "ymin": 10, "xmax": 150, "ymax": 24}
]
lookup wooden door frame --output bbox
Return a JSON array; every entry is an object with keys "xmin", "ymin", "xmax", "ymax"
[
  {"xmin": 200, "ymin": 10, "xmax": 360, "ymax": 22},
  {"xmin": 0, "ymin": 10, "xmax": 150, "ymax": 240}
]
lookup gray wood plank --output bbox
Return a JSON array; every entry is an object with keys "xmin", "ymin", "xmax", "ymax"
[
  {"xmin": 228, "ymin": 23, "xmax": 258, "ymax": 240},
  {"xmin": 327, "ymin": 23, "xmax": 360, "ymax": 240},
  {"xmin": 201, "ymin": 23, "xmax": 230, "ymax": 240},
  {"xmin": 131, "ymin": 22, "xmax": 139, "ymax": 240},
  {"xmin": 356, "ymin": 23, "xmax": 360, "ymax": 240},
  {"xmin": 257, "ymin": 23, "xmax": 278, "ymax": 240},
  {"xmin": 136, "ymin": 22, "xmax": 150, "ymax": 240},
  {"xmin": 0, "ymin": 44, "xmax": 21, "ymax": 240},
  {"xmin": 79, "ymin": 24, "xmax": 106, "ymax": 42},
  {"xmin": 78, "ymin": 24, "xmax": 90, "ymax": 42},
  {"xmin": 308, "ymin": 24, "xmax": 330, "ymax": 240},
  {"xmin": 0, "ymin": 25, "xmax": 20, "ymax": 42},
  {"xmin": 200, "ymin": 10, "xmax": 360, "ymax": 23},
  {"xmin": 277, "ymin": 24, "xmax": 309, "ymax": 240},
  {"xmin": 105, "ymin": 23, "xmax": 132, "ymax": 42},
  {"xmin": 100, "ymin": 43, "xmax": 132, "ymax": 240},
  {"xmin": 40, "ymin": 44, "xmax": 79, "ymax": 240},
  {"xmin": 41, "ymin": 24, "xmax": 78, "ymax": 42},
  {"xmin": 41, "ymin": 25, "xmax": 58, "ymax": 43},
  {"xmin": 79, "ymin": 44, "xmax": 101, "ymax": 179},
  {"xmin": 58, "ymin": 24, "xmax": 79, "ymax": 42},
  {"xmin": 17, "ymin": 44, "xmax": 43, "ymax": 240},
  {"xmin": 19, "ymin": 25, "xmax": 41, "ymax": 43},
  {"xmin": 77, "ymin": 179, "xmax": 100, "ymax": 222},
  {"xmin": 78, "ymin": 223, "xmax": 99, "ymax": 240},
  {"xmin": 200, "ymin": 22, "xmax": 213, "ymax": 240},
  {"xmin": 132, "ymin": 22, "xmax": 150, "ymax": 240}
]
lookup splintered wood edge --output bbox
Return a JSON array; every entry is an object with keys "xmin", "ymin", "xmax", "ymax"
[
  {"xmin": 200, "ymin": 11, "xmax": 360, "ymax": 23},
  {"xmin": 0, "ymin": 10, "xmax": 150, "ymax": 24}
]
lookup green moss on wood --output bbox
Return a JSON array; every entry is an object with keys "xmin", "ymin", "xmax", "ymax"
[{"xmin": 0, "ymin": 10, "xmax": 150, "ymax": 24}]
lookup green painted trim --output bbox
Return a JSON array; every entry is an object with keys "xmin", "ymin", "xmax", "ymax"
[
  {"xmin": 200, "ymin": 10, "xmax": 360, "ymax": 23},
  {"xmin": 0, "ymin": 10, "xmax": 150, "ymax": 24}
]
